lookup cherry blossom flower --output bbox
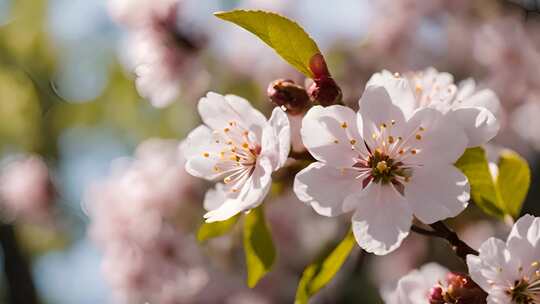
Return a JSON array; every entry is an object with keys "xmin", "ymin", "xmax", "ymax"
[
  {"xmin": 110, "ymin": 0, "xmax": 206, "ymax": 107},
  {"xmin": 107, "ymin": 0, "xmax": 177, "ymax": 28},
  {"xmin": 381, "ymin": 263, "xmax": 449, "ymax": 304},
  {"xmin": 294, "ymin": 83, "xmax": 470, "ymax": 255},
  {"xmin": 474, "ymin": 18, "xmax": 540, "ymax": 106},
  {"xmin": 467, "ymin": 214, "xmax": 540, "ymax": 304},
  {"xmin": 367, "ymin": 68, "xmax": 501, "ymax": 147},
  {"xmin": 86, "ymin": 139, "xmax": 207, "ymax": 303},
  {"xmin": 182, "ymin": 92, "xmax": 290, "ymax": 222},
  {"xmin": 382, "ymin": 263, "xmax": 486, "ymax": 304},
  {"xmin": 0, "ymin": 155, "xmax": 55, "ymax": 224}
]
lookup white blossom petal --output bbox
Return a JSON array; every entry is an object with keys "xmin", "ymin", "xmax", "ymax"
[
  {"xmin": 198, "ymin": 92, "xmax": 268, "ymax": 138},
  {"xmin": 351, "ymin": 184, "xmax": 412, "ymax": 255},
  {"xmin": 294, "ymin": 162, "xmax": 360, "ymax": 217},
  {"xmin": 203, "ymin": 157, "xmax": 272, "ymax": 222},
  {"xmin": 467, "ymin": 238, "xmax": 515, "ymax": 293},
  {"xmin": 366, "ymin": 70, "xmax": 417, "ymax": 119},
  {"xmin": 301, "ymin": 105, "xmax": 364, "ymax": 167},
  {"xmin": 261, "ymin": 107, "xmax": 290, "ymax": 170},
  {"xmin": 405, "ymin": 164, "xmax": 469, "ymax": 224},
  {"xmin": 450, "ymin": 106, "xmax": 499, "ymax": 147},
  {"xmin": 406, "ymin": 108, "xmax": 468, "ymax": 165}
]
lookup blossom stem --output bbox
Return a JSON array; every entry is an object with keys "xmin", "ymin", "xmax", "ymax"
[
  {"xmin": 289, "ymin": 150, "xmax": 316, "ymax": 162},
  {"xmin": 0, "ymin": 224, "xmax": 39, "ymax": 304},
  {"xmin": 411, "ymin": 221, "xmax": 478, "ymax": 262}
]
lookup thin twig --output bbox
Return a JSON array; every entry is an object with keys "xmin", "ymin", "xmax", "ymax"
[
  {"xmin": 412, "ymin": 221, "xmax": 478, "ymax": 262},
  {"xmin": 0, "ymin": 224, "xmax": 39, "ymax": 304},
  {"xmin": 289, "ymin": 150, "xmax": 316, "ymax": 162}
]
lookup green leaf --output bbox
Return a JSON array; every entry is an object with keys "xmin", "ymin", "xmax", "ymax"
[
  {"xmin": 215, "ymin": 10, "xmax": 321, "ymax": 77},
  {"xmin": 243, "ymin": 205, "xmax": 276, "ymax": 288},
  {"xmin": 455, "ymin": 147, "xmax": 531, "ymax": 220},
  {"xmin": 197, "ymin": 215, "xmax": 239, "ymax": 243},
  {"xmin": 496, "ymin": 150, "xmax": 530, "ymax": 218},
  {"xmin": 455, "ymin": 147, "xmax": 504, "ymax": 219},
  {"xmin": 295, "ymin": 229, "xmax": 355, "ymax": 304}
]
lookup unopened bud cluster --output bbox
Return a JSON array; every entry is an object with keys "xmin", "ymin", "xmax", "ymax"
[
  {"xmin": 429, "ymin": 272, "xmax": 487, "ymax": 304},
  {"xmin": 267, "ymin": 79, "xmax": 310, "ymax": 115},
  {"xmin": 307, "ymin": 53, "xmax": 342, "ymax": 106}
]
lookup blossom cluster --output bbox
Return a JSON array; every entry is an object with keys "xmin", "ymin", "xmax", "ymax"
[
  {"xmin": 182, "ymin": 68, "xmax": 500, "ymax": 256},
  {"xmin": 85, "ymin": 139, "xmax": 209, "ymax": 304},
  {"xmin": 384, "ymin": 215, "xmax": 540, "ymax": 304},
  {"xmin": 108, "ymin": 0, "xmax": 205, "ymax": 107},
  {"xmin": 0, "ymin": 155, "xmax": 55, "ymax": 224}
]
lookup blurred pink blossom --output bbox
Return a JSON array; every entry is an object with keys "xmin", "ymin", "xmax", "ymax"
[
  {"xmin": 86, "ymin": 139, "xmax": 207, "ymax": 303},
  {"xmin": 110, "ymin": 0, "xmax": 208, "ymax": 107},
  {"xmin": 0, "ymin": 155, "xmax": 55, "ymax": 224},
  {"xmin": 474, "ymin": 18, "xmax": 540, "ymax": 106}
]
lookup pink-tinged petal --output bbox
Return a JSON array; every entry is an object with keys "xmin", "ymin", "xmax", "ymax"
[
  {"xmin": 181, "ymin": 125, "xmax": 213, "ymax": 159},
  {"xmin": 261, "ymin": 107, "xmax": 290, "ymax": 170},
  {"xmin": 486, "ymin": 293, "xmax": 512, "ymax": 304},
  {"xmin": 391, "ymin": 263, "xmax": 449, "ymax": 304},
  {"xmin": 461, "ymin": 88, "xmax": 502, "ymax": 121},
  {"xmin": 358, "ymin": 86, "xmax": 407, "ymax": 149},
  {"xmin": 203, "ymin": 157, "xmax": 272, "ymax": 222},
  {"xmin": 301, "ymin": 105, "xmax": 365, "ymax": 167},
  {"xmin": 506, "ymin": 214, "xmax": 540, "ymax": 265},
  {"xmin": 182, "ymin": 125, "xmax": 224, "ymax": 180},
  {"xmin": 203, "ymin": 183, "xmax": 228, "ymax": 211},
  {"xmin": 450, "ymin": 107, "xmax": 499, "ymax": 147},
  {"xmin": 405, "ymin": 164, "xmax": 469, "ymax": 224},
  {"xmin": 294, "ymin": 162, "xmax": 360, "ymax": 217},
  {"xmin": 467, "ymin": 238, "xmax": 515, "ymax": 293},
  {"xmin": 198, "ymin": 92, "xmax": 267, "ymax": 137},
  {"xmin": 456, "ymin": 78, "xmax": 477, "ymax": 101},
  {"xmin": 366, "ymin": 70, "xmax": 417, "ymax": 119},
  {"xmin": 351, "ymin": 183, "xmax": 412, "ymax": 255},
  {"xmin": 405, "ymin": 108, "xmax": 468, "ymax": 165}
]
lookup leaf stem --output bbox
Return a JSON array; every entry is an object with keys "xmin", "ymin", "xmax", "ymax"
[{"xmin": 411, "ymin": 221, "xmax": 478, "ymax": 262}]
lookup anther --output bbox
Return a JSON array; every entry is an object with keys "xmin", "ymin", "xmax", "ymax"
[
  {"xmin": 203, "ymin": 152, "xmax": 210, "ymax": 158},
  {"xmin": 416, "ymin": 134, "xmax": 422, "ymax": 140},
  {"xmin": 388, "ymin": 136, "xmax": 395, "ymax": 144},
  {"xmin": 350, "ymin": 139, "xmax": 357, "ymax": 145},
  {"xmin": 341, "ymin": 122, "xmax": 348, "ymax": 128},
  {"xmin": 376, "ymin": 161, "xmax": 388, "ymax": 173}
]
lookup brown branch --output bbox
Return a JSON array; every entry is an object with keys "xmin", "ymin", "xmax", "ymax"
[
  {"xmin": 0, "ymin": 224, "xmax": 39, "ymax": 304},
  {"xmin": 412, "ymin": 221, "xmax": 478, "ymax": 262}
]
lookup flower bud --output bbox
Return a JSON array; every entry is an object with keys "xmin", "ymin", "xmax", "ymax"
[
  {"xmin": 428, "ymin": 272, "xmax": 488, "ymax": 304},
  {"xmin": 267, "ymin": 79, "xmax": 310, "ymax": 115},
  {"xmin": 307, "ymin": 77, "xmax": 343, "ymax": 107},
  {"xmin": 444, "ymin": 272, "xmax": 487, "ymax": 304},
  {"xmin": 428, "ymin": 286, "xmax": 444, "ymax": 304},
  {"xmin": 307, "ymin": 53, "xmax": 342, "ymax": 106}
]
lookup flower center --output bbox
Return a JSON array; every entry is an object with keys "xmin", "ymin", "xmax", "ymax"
[
  {"xmin": 339, "ymin": 118, "xmax": 424, "ymax": 195},
  {"xmin": 507, "ymin": 261, "xmax": 540, "ymax": 304},
  {"xmin": 203, "ymin": 120, "xmax": 261, "ymax": 193}
]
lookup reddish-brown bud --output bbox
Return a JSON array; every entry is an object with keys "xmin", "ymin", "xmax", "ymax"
[
  {"xmin": 428, "ymin": 286, "xmax": 445, "ymax": 304},
  {"xmin": 307, "ymin": 53, "xmax": 342, "ymax": 106},
  {"xmin": 431, "ymin": 272, "xmax": 488, "ymax": 304},
  {"xmin": 267, "ymin": 79, "xmax": 310, "ymax": 115},
  {"xmin": 307, "ymin": 77, "xmax": 342, "ymax": 106}
]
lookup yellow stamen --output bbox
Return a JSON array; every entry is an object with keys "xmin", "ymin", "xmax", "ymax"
[{"xmin": 376, "ymin": 161, "xmax": 388, "ymax": 173}]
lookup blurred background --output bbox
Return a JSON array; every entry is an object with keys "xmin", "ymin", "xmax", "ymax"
[{"xmin": 0, "ymin": 0, "xmax": 539, "ymax": 303}]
